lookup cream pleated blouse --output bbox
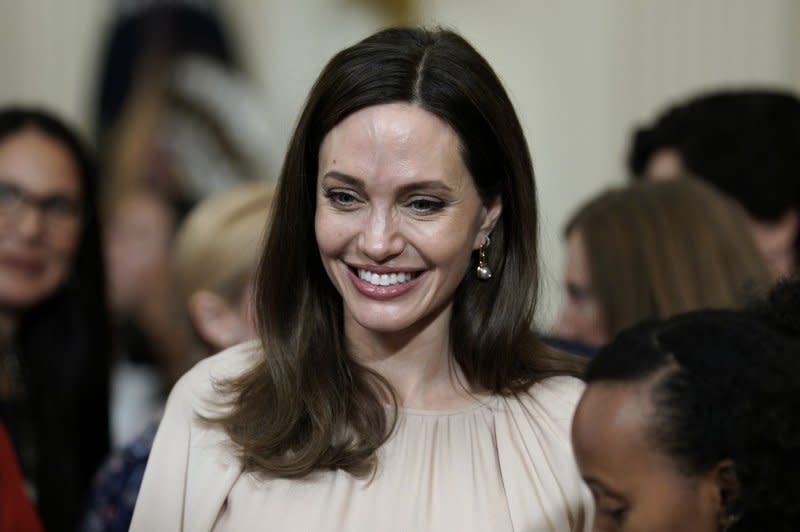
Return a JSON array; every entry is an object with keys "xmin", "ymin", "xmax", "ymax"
[{"xmin": 130, "ymin": 342, "xmax": 592, "ymax": 531}]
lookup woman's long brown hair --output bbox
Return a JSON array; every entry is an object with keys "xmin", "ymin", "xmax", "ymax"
[
  {"xmin": 566, "ymin": 178, "xmax": 772, "ymax": 339},
  {"xmin": 211, "ymin": 27, "xmax": 585, "ymax": 478}
]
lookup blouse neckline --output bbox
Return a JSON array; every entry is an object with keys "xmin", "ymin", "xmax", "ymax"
[{"xmin": 387, "ymin": 394, "xmax": 500, "ymax": 417}]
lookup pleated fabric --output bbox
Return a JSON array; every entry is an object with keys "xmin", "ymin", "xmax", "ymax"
[{"xmin": 130, "ymin": 342, "xmax": 592, "ymax": 532}]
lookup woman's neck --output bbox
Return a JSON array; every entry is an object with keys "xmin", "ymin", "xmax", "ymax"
[
  {"xmin": 0, "ymin": 311, "xmax": 20, "ymax": 399},
  {"xmin": 0, "ymin": 311, "xmax": 19, "ymax": 350},
  {"xmin": 345, "ymin": 306, "xmax": 483, "ymax": 411}
]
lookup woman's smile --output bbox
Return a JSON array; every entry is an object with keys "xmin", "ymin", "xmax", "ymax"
[
  {"xmin": 348, "ymin": 264, "xmax": 426, "ymax": 300},
  {"xmin": 355, "ymin": 268, "xmax": 421, "ymax": 287}
]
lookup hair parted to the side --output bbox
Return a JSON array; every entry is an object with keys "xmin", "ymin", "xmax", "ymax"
[
  {"xmin": 212, "ymin": 27, "xmax": 585, "ymax": 478},
  {"xmin": 585, "ymin": 280, "xmax": 800, "ymax": 531},
  {"xmin": 565, "ymin": 178, "xmax": 771, "ymax": 340},
  {"xmin": 0, "ymin": 107, "xmax": 111, "ymax": 531}
]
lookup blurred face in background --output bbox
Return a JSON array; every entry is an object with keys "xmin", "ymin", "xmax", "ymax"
[
  {"xmin": 104, "ymin": 191, "xmax": 176, "ymax": 314},
  {"xmin": 553, "ymin": 228, "xmax": 608, "ymax": 347},
  {"xmin": 0, "ymin": 129, "xmax": 82, "ymax": 312}
]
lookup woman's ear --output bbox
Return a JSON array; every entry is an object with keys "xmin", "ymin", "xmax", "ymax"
[
  {"xmin": 747, "ymin": 207, "xmax": 799, "ymax": 278},
  {"xmin": 779, "ymin": 207, "xmax": 799, "ymax": 240},
  {"xmin": 474, "ymin": 195, "xmax": 503, "ymax": 249},
  {"xmin": 710, "ymin": 459, "xmax": 742, "ymax": 530},
  {"xmin": 187, "ymin": 290, "xmax": 246, "ymax": 351}
]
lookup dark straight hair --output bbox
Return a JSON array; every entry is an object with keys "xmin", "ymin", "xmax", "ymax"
[
  {"xmin": 0, "ymin": 107, "xmax": 110, "ymax": 532},
  {"xmin": 214, "ymin": 27, "xmax": 585, "ymax": 478}
]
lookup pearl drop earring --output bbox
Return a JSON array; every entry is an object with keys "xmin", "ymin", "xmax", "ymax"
[{"xmin": 476, "ymin": 237, "xmax": 492, "ymax": 280}]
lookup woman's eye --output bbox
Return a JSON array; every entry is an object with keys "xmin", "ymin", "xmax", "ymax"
[
  {"xmin": 567, "ymin": 283, "xmax": 591, "ymax": 303},
  {"xmin": 407, "ymin": 198, "xmax": 445, "ymax": 214},
  {"xmin": 602, "ymin": 507, "xmax": 627, "ymax": 525},
  {"xmin": 612, "ymin": 509, "xmax": 626, "ymax": 523},
  {"xmin": 42, "ymin": 196, "xmax": 80, "ymax": 218},
  {"xmin": 591, "ymin": 492, "xmax": 628, "ymax": 529},
  {"xmin": 325, "ymin": 190, "xmax": 359, "ymax": 208}
]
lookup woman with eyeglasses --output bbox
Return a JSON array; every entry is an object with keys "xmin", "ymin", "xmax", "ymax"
[{"xmin": 0, "ymin": 107, "xmax": 110, "ymax": 532}]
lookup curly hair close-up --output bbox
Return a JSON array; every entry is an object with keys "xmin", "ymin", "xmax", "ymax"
[{"xmin": 581, "ymin": 280, "xmax": 800, "ymax": 531}]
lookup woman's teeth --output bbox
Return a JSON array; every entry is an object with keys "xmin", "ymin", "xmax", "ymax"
[{"xmin": 357, "ymin": 269, "xmax": 419, "ymax": 286}]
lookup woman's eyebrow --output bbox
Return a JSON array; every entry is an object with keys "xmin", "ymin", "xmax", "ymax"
[
  {"xmin": 321, "ymin": 172, "xmax": 454, "ymax": 195},
  {"xmin": 322, "ymin": 171, "xmax": 363, "ymax": 188},
  {"xmin": 396, "ymin": 180, "xmax": 454, "ymax": 196}
]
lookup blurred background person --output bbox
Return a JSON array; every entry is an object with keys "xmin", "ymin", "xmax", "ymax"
[
  {"xmin": 628, "ymin": 89, "xmax": 800, "ymax": 281},
  {"xmin": 0, "ymin": 107, "xmax": 110, "ymax": 532},
  {"xmin": 169, "ymin": 183, "xmax": 271, "ymax": 370},
  {"xmin": 103, "ymin": 188, "xmax": 180, "ymax": 447},
  {"xmin": 553, "ymin": 178, "xmax": 770, "ymax": 348},
  {"xmin": 82, "ymin": 182, "xmax": 273, "ymax": 532},
  {"xmin": 92, "ymin": 1, "xmax": 275, "ymax": 448},
  {"xmin": 95, "ymin": 1, "xmax": 274, "ymax": 204},
  {"xmin": 571, "ymin": 280, "xmax": 800, "ymax": 531}
]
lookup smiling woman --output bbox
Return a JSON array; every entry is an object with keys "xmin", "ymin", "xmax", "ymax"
[
  {"xmin": 131, "ymin": 27, "xmax": 590, "ymax": 531},
  {"xmin": 0, "ymin": 107, "xmax": 110, "ymax": 532},
  {"xmin": 0, "ymin": 130, "xmax": 82, "ymax": 307}
]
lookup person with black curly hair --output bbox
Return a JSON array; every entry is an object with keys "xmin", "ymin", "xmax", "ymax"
[
  {"xmin": 628, "ymin": 90, "xmax": 800, "ymax": 280},
  {"xmin": 571, "ymin": 280, "xmax": 800, "ymax": 531}
]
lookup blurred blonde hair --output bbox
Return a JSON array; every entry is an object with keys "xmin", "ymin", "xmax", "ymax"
[
  {"xmin": 565, "ymin": 177, "xmax": 771, "ymax": 339},
  {"xmin": 172, "ymin": 182, "xmax": 274, "ymax": 358}
]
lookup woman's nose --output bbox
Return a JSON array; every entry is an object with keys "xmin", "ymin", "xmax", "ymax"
[
  {"xmin": 14, "ymin": 204, "xmax": 47, "ymax": 241},
  {"xmin": 359, "ymin": 207, "xmax": 404, "ymax": 262}
]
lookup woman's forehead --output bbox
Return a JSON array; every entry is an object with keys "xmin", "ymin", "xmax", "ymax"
[
  {"xmin": 317, "ymin": 103, "xmax": 472, "ymax": 192},
  {"xmin": 0, "ymin": 129, "xmax": 81, "ymax": 197}
]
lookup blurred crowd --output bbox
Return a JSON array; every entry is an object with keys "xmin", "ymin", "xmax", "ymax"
[
  {"xmin": 0, "ymin": 3, "xmax": 798, "ymax": 532},
  {"xmin": 0, "ymin": 4, "xmax": 273, "ymax": 531}
]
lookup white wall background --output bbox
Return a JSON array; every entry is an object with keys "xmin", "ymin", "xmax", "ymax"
[{"xmin": 1, "ymin": 0, "xmax": 798, "ymax": 327}]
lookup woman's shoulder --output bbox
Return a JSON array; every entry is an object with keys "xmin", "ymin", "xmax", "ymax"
[
  {"xmin": 130, "ymin": 343, "xmax": 259, "ymax": 531},
  {"xmin": 526, "ymin": 375, "xmax": 586, "ymax": 410},
  {"xmin": 172, "ymin": 340, "xmax": 262, "ymax": 416},
  {"xmin": 491, "ymin": 376, "xmax": 591, "ymax": 528},
  {"xmin": 496, "ymin": 376, "xmax": 585, "ymax": 436}
]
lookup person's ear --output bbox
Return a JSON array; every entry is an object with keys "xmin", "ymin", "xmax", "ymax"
[
  {"xmin": 187, "ymin": 290, "xmax": 246, "ymax": 351},
  {"xmin": 747, "ymin": 207, "xmax": 799, "ymax": 279},
  {"xmin": 474, "ymin": 194, "xmax": 502, "ymax": 249},
  {"xmin": 710, "ymin": 459, "xmax": 742, "ymax": 530},
  {"xmin": 776, "ymin": 208, "xmax": 799, "ymax": 246}
]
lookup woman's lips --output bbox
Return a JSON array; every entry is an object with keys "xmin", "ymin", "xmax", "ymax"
[
  {"xmin": 347, "ymin": 266, "xmax": 425, "ymax": 300},
  {"xmin": 0, "ymin": 255, "xmax": 45, "ymax": 275}
]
